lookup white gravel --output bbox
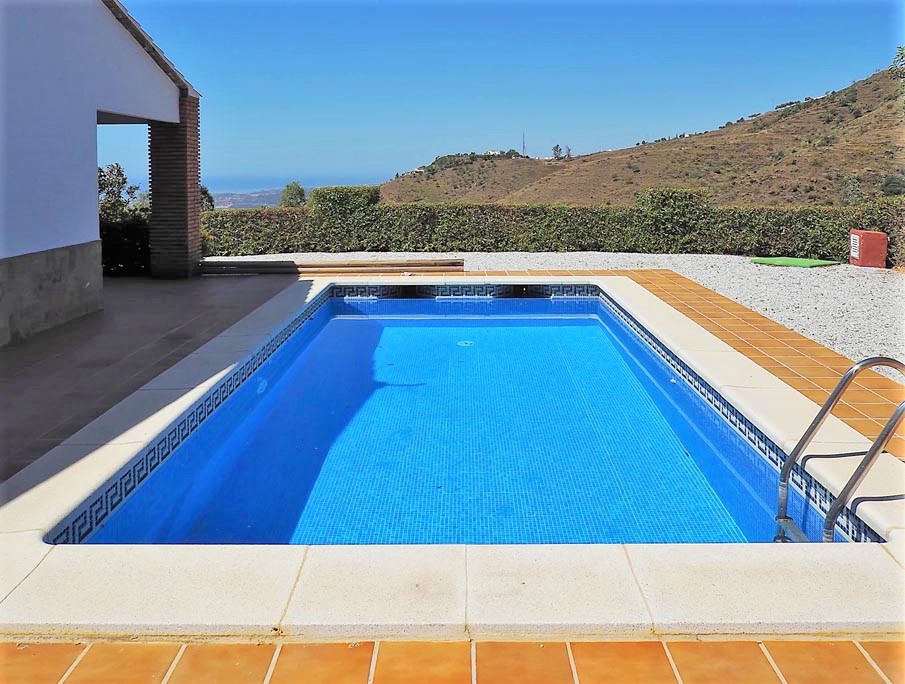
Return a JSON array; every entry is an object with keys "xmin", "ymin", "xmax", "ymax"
[{"xmin": 212, "ymin": 252, "xmax": 904, "ymax": 367}]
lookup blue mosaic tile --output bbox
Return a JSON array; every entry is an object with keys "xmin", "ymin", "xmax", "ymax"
[{"xmin": 47, "ymin": 282, "xmax": 881, "ymax": 544}]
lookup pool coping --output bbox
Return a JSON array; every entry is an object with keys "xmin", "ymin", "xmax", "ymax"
[{"xmin": 0, "ymin": 274, "xmax": 902, "ymax": 640}]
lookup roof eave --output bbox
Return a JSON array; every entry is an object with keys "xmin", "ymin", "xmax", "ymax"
[{"xmin": 100, "ymin": 0, "xmax": 200, "ymax": 98}]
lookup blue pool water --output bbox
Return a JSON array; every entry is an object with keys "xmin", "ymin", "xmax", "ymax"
[{"xmin": 86, "ymin": 297, "xmax": 824, "ymax": 544}]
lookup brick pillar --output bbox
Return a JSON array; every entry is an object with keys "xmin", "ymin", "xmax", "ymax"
[{"xmin": 148, "ymin": 94, "xmax": 201, "ymax": 277}]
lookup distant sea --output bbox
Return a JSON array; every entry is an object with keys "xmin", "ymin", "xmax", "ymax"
[
  {"xmin": 127, "ymin": 174, "xmax": 389, "ymax": 194},
  {"xmin": 202, "ymin": 174, "xmax": 388, "ymax": 194}
]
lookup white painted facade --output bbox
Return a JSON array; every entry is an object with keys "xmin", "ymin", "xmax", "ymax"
[{"xmin": 0, "ymin": 0, "xmax": 181, "ymax": 259}]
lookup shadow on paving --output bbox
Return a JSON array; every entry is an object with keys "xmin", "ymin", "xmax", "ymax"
[{"xmin": 0, "ymin": 274, "xmax": 299, "ymax": 492}]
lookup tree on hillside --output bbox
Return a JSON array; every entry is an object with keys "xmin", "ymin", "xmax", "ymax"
[
  {"xmin": 201, "ymin": 185, "xmax": 215, "ymax": 212},
  {"xmin": 98, "ymin": 163, "xmax": 144, "ymax": 222},
  {"xmin": 891, "ymin": 47, "xmax": 905, "ymax": 80},
  {"xmin": 552, "ymin": 144, "xmax": 562, "ymax": 160},
  {"xmin": 880, "ymin": 173, "xmax": 905, "ymax": 196},
  {"xmin": 841, "ymin": 175, "xmax": 863, "ymax": 206},
  {"xmin": 280, "ymin": 181, "xmax": 306, "ymax": 207}
]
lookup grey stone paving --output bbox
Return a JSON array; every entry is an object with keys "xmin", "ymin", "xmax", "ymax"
[{"xmin": 0, "ymin": 275, "xmax": 297, "ymax": 481}]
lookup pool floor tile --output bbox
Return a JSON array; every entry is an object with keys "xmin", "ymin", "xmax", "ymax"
[
  {"xmin": 0, "ymin": 642, "xmax": 85, "ymax": 684},
  {"xmin": 570, "ymin": 641, "xmax": 676, "ymax": 683},
  {"xmin": 475, "ymin": 642, "xmax": 573, "ymax": 684},
  {"xmin": 373, "ymin": 642, "xmax": 471, "ymax": 684},
  {"xmin": 763, "ymin": 641, "xmax": 884, "ymax": 684},
  {"xmin": 861, "ymin": 641, "xmax": 905, "ymax": 683},
  {"xmin": 270, "ymin": 642, "xmax": 374, "ymax": 684},
  {"xmin": 666, "ymin": 641, "xmax": 779, "ymax": 683},
  {"xmin": 64, "ymin": 642, "xmax": 180, "ymax": 684},
  {"xmin": 167, "ymin": 643, "xmax": 276, "ymax": 684}
]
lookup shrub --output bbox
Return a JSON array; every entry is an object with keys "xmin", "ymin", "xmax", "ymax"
[
  {"xmin": 200, "ymin": 188, "xmax": 904, "ymax": 266},
  {"xmin": 100, "ymin": 216, "xmax": 150, "ymax": 275},
  {"xmin": 881, "ymin": 174, "xmax": 905, "ymax": 196},
  {"xmin": 633, "ymin": 188, "xmax": 711, "ymax": 253},
  {"xmin": 279, "ymin": 181, "xmax": 306, "ymax": 207},
  {"xmin": 308, "ymin": 185, "xmax": 381, "ymax": 211}
]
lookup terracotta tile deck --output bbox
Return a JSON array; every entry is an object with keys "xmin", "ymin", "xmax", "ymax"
[
  {"xmin": 3, "ymin": 640, "xmax": 903, "ymax": 683},
  {"xmin": 608, "ymin": 269, "xmax": 905, "ymax": 459}
]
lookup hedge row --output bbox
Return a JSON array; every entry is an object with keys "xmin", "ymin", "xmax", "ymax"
[
  {"xmin": 100, "ymin": 216, "xmax": 149, "ymax": 275},
  {"xmin": 201, "ymin": 188, "xmax": 904, "ymax": 265}
]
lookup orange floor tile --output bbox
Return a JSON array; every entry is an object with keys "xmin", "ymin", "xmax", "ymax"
[
  {"xmin": 861, "ymin": 641, "xmax": 905, "ymax": 684},
  {"xmin": 570, "ymin": 641, "xmax": 676, "ymax": 683},
  {"xmin": 0, "ymin": 642, "xmax": 85, "ymax": 684},
  {"xmin": 666, "ymin": 641, "xmax": 779, "ymax": 684},
  {"xmin": 590, "ymin": 269, "xmax": 904, "ymax": 458},
  {"xmin": 373, "ymin": 641, "xmax": 471, "ymax": 684},
  {"xmin": 167, "ymin": 643, "xmax": 275, "ymax": 684},
  {"xmin": 764, "ymin": 641, "xmax": 884, "ymax": 684},
  {"xmin": 65, "ymin": 643, "xmax": 180, "ymax": 684},
  {"xmin": 269, "ymin": 643, "xmax": 373, "ymax": 684},
  {"xmin": 475, "ymin": 642, "xmax": 573, "ymax": 684},
  {"xmin": 1, "ymin": 640, "xmax": 903, "ymax": 682}
]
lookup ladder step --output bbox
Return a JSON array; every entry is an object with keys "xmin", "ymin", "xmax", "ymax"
[{"xmin": 774, "ymin": 517, "xmax": 810, "ymax": 543}]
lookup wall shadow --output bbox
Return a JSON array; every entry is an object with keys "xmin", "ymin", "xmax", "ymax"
[
  {"xmin": 0, "ymin": 275, "xmax": 304, "ymax": 524},
  {"xmin": 86, "ymin": 307, "xmax": 386, "ymax": 544}
]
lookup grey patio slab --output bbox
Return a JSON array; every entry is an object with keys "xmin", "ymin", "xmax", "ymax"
[
  {"xmin": 466, "ymin": 545, "xmax": 652, "ymax": 638},
  {"xmin": 1, "ymin": 274, "xmax": 298, "ymax": 481},
  {"xmin": 0, "ymin": 544, "xmax": 307, "ymax": 637},
  {"xmin": 0, "ymin": 532, "xmax": 52, "ymax": 602},
  {"xmin": 61, "ymin": 388, "xmax": 205, "ymax": 446},
  {"xmin": 281, "ymin": 545, "xmax": 467, "ymax": 640},
  {"xmin": 626, "ymin": 542, "xmax": 905, "ymax": 636},
  {"xmin": 0, "ymin": 443, "xmax": 143, "ymax": 534}
]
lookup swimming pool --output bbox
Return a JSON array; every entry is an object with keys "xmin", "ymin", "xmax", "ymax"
[{"xmin": 75, "ymin": 293, "xmax": 840, "ymax": 545}]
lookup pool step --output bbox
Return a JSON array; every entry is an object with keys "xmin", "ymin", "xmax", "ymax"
[
  {"xmin": 774, "ymin": 516, "xmax": 809, "ymax": 543},
  {"xmin": 201, "ymin": 258, "xmax": 465, "ymax": 276}
]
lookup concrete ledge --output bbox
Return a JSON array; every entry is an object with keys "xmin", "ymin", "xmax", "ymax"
[
  {"xmin": 282, "ymin": 545, "xmax": 467, "ymax": 640},
  {"xmin": 626, "ymin": 543, "xmax": 905, "ymax": 636},
  {"xmin": 1, "ymin": 274, "xmax": 902, "ymax": 640},
  {"xmin": 0, "ymin": 241, "xmax": 102, "ymax": 347},
  {"xmin": 1, "ymin": 540, "xmax": 902, "ymax": 640}
]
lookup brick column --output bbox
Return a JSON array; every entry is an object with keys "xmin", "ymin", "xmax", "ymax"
[{"xmin": 148, "ymin": 94, "xmax": 201, "ymax": 277}]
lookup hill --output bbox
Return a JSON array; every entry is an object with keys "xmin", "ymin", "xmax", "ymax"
[
  {"xmin": 212, "ymin": 188, "xmax": 283, "ymax": 209},
  {"xmin": 381, "ymin": 70, "xmax": 904, "ymax": 206}
]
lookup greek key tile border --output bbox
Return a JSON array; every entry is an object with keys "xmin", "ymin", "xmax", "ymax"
[
  {"xmin": 49, "ymin": 280, "xmax": 878, "ymax": 544},
  {"xmin": 595, "ymin": 288, "xmax": 881, "ymax": 543},
  {"xmin": 47, "ymin": 287, "xmax": 334, "ymax": 544},
  {"xmin": 332, "ymin": 283, "xmax": 600, "ymax": 299}
]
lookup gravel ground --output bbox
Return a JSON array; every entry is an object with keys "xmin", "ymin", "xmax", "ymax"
[{"xmin": 213, "ymin": 252, "xmax": 905, "ymax": 366}]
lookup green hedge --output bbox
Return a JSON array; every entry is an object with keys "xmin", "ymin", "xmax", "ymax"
[
  {"xmin": 100, "ymin": 216, "xmax": 150, "ymax": 275},
  {"xmin": 201, "ymin": 188, "xmax": 904, "ymax": 265}
]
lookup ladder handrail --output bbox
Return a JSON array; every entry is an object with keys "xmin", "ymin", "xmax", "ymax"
[
  {"xmin": 775, "ymin": 356, "xmax": 905, "ymax": 541},
  {"xmin": 822, "ymin": 400, "xmax": 905, "ymax": 542}
]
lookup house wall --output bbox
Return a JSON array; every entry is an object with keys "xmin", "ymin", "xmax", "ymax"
[{"xmin": 0, "ymin": 0, "xmax": 182, "ymax": 344}]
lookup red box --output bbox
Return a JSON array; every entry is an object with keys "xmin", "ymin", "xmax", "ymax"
[{"xmin": 849, "ymin": 229, "xmax": 888, "ymax": 268}]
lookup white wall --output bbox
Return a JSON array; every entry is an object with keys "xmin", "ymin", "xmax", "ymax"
[{"xmin": 0, "ymin": 0, "xmax": 181, "ymax": 259}]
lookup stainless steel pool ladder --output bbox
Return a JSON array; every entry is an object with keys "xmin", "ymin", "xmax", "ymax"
[{"xmin": 774, "ymin": 356, "xmax": 905, "ymax": 543}]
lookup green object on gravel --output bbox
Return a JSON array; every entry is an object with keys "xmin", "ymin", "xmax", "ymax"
[{"xmin": 750, "ymin": 256, "xmax": 841, "ymax": 268}]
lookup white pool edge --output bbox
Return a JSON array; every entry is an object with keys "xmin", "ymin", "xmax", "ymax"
[{"xmin": 0, "ymin": 275, "xmax": 902, "ymax": 640}]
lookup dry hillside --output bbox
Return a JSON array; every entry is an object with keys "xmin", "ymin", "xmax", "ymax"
[{"xmin": 381, "ymin": 70, "xmax": 903, "ymax": 206}]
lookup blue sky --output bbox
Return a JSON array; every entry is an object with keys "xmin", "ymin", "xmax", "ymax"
[{"xmin": 97, "ymin": 0, "xmax": 903, "ymax": 193}]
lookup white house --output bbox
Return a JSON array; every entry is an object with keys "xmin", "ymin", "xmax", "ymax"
[{"xmin": 0, "ymin": 0, "xmax": 201, "ymax": 346}]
